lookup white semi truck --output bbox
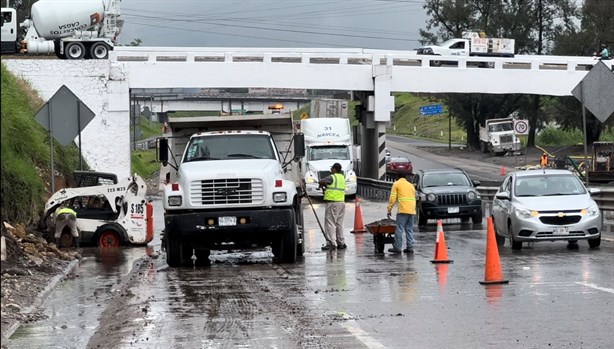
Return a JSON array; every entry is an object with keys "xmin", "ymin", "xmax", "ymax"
[
  {"xmin": 0, "ymin": 0, "xmax": 122, "ymax": 59},
  {"xmin": 301, "ymin": 117, "xmax": 358, "ymax": 198},
  {"xmin": 416, "ymin": 31, "xmax": 515, "ymax": 67},
  {"xmin": 479, "ymin": 117, "xmax": 521, "ymax": 156},
  {"xmin": 157, "ymin": 114, "xmax": 306, "ymax": 267}
]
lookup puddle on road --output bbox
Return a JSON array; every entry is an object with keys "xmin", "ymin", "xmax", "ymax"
[{"xmin": 7, "ymin": 246, "xmax": 150, "ymax": 349}]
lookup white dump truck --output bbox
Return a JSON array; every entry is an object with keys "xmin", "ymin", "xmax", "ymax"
[
  {"xmin": 416, "ymin": 31, "xmax": 515, "ymax": 67},
  {"xmin": 479, "ymin": 118, "xmax": 521, "ymax": 156},
  {"xmin": 157, "ymin": 114, "xmax": 306, "ymax": 267},
  {"xmin": 301, "ymin": 117, "xmax": 358, "ymax": 198},
  {"xmin": 0, "ymin": 0, "xmax": 122, "ymax": 59}
]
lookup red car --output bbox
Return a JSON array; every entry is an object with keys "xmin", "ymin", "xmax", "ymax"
[{"xmin": 386, "ymin": 156, "xmax": 413, "ymax": 179}]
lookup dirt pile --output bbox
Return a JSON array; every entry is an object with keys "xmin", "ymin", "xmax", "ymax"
[{"xmin": 1, "ymin": 222, "xmax": 80, "ymax": 339}]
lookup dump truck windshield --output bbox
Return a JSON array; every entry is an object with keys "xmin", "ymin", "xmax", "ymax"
[{"xmin": 183, "ymin": 134, "xmax": 276, "ymax": 163}]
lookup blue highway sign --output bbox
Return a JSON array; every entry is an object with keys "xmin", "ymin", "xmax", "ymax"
[{"xmin": 419, "ymin": 104, "xmax": 444, "ymax": 116}]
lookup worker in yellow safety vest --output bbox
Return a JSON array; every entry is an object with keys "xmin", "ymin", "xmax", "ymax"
[
  {"xmin": 387, "ymin": 172, "xmax": 416, "ymax": 254},
  {"xmin": 54, "ymin": 205, "xmax": 80, "ymax": 248},
  {"xmin": 318, "ymin": 162, "xmax": 347, "ymax": 250}
]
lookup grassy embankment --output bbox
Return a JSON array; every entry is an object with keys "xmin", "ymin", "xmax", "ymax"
[{"xmin": 1, "ymin": 64, "xmax": 82, "ymax": 224}]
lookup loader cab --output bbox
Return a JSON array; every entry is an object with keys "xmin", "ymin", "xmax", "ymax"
[{"xmin": 74, "ymin": 171, "xmax": 118, "ymax": 187}]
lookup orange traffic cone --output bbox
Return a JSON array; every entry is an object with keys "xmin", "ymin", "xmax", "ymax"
[
  {"xmin": 350, "ymin": 197, "xmax": 366, "ymax": 234},
  {"xmin": 430, "ymin": 220, "xmax": 453, "ymax": 263},
  {"xmin": 500, "ymin": 166, "xmax": 506, "ymax": 176},
  {"xmin": 479, "ymin": 217, "xmax": 509, "ymax": 285}
]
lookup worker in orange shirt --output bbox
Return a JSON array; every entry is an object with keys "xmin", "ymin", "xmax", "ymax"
[{"xmin": 540, "ymin": 152, "xmax": 549, "ymax": 168}]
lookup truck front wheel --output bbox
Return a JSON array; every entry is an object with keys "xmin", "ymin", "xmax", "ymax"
[
  {"xmin": 272, "ymin": 212, "xmax": 298, "ymax": 263},
  {"xmin": 166, "ymin": 234, "xmax": 188, "ymax": 267}
]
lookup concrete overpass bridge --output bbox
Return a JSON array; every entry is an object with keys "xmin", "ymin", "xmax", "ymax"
[{"xmin": 3, "ymin": 47, "xmax": 610, "ymax": 179}]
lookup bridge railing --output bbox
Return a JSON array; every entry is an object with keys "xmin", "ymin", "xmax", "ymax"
[
  {"xmin": 357, "ymin": 178, "xmax": 614, "ymax": 214},
  {"xmin": 110, "ymin": 48, "xmax": 611, "ymax": 72}
]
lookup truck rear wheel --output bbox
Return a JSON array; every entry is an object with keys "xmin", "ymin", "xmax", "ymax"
[
  {"xmin": 65, "ymin": 42, "xmax": 86, "ymax": 60},
  {"xmin": 272, "ymin": 212, "xmax": 298, "ymax": 263},
  {"xmin": 90, "ymin": 43, "xmax": 110, "ymax": 59},
  {"xmin": 480, "ymin": 141, "xmax": 487, "ymax": 153}
]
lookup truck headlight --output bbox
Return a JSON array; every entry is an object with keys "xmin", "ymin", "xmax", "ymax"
[
  {"xmin": 273, "ymin": 192, "xmax": 287, "ymax": 202},
  {"xmin": 347, "ymin": 175, "xmax": 357, "ymax": 183},
  {"xmin": 427, "ymin": 193, "xmax": 436, "ymax": 202},
  {"xmin": 168, "ymin": 196, "xmax": 182, "ymax": 206},
  {"xmin": 305, "ymin": 177, "xmax": 317, "ymax": 184}
]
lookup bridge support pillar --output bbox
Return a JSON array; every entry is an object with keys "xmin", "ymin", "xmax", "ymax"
[{"xmin": 355, "ymin": 92, "xmax": 389, "ymax": 181}]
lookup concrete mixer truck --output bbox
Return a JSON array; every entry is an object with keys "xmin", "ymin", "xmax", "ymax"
[{"xmin": 1, "ymin": 0, "xmax": 122, "ymax": 59}]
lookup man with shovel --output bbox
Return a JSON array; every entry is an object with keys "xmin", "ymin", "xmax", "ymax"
[{"xmin": 318, "ymin": 163, "xmax": 347, "ymax": 250}]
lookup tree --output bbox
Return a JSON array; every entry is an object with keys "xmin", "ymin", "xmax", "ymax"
[{"xmin": 419, "ymin": 0, "xmax": 579, "ymax": 148}]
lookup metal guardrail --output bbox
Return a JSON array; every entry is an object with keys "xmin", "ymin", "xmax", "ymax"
[{"xmin": 357, "ymin": 178, "xmax": 614, "ymax": 213}]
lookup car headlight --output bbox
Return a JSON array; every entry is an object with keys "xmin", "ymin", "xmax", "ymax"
[
  {"xmin": 347, "ymin": 175, "xmax": 357, "ymax": 183},
  {"xmin": 168, "ymin": 196, "xmax": 182, "ymax": 206},
  {"xmin": 305, "ymin": 177, "xmax": 317, "ymax": 184},
  {"xmin": 427, "ymin": 193, "xmax": 436, "ymax": 202},
  {"xmin": 273, "ymin": 192, "xmax": 287, "ymax": 203},
  {"xmin": 514, "ymin": 208, "xmax": 535, "ymax": 219},
  {"xmin": 467, "ymin": 191, "xmax": 476, "ymax": 200},
  {"xmin": 584, "ymin": 205, "xmax": 600, "ymax": 217}
]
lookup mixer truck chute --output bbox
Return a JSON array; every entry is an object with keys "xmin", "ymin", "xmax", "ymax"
[{"xmin": 1, "ymin": 0, "xmax": 123, "ymax": 59}]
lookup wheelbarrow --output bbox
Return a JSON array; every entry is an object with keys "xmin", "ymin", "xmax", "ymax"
[{"xmin": 365, "ymin": 219, "xmax": 396, "ymax": 254}]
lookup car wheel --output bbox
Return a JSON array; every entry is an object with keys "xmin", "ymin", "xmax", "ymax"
[
  {"xmin": 472, "ymin": 213, "xmax": 482, "ymax": 224},
  {"xmin": 588, "ymin": 235, "xmax": 601, "ymax": 248},
  {"xmin": 509, "ymin": 222, "xmax": 522, "ymax": 250},
  {"xmin": 492, "ymin": 219, "xmax": 505, "ymax": 246}
]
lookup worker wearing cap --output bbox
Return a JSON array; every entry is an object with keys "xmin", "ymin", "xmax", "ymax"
[
  {"xmin": 318, "ymin": 162, "xmax": 346, "ymax": 250},
  {"xmin": 540, "ymin": 153, "xmax": 549, "ymax": 168},
  {"xmin": 54, "ymin": 204, "xmax": 80, "ymax": 248}
]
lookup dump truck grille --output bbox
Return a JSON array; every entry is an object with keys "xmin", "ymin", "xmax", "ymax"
[
  {"xmin": 436, "ymin": 194, "xmax": 468, "ymax": 205},
  {"xmin": 190, "ymin": 178, "xmax": 264, "ymax": 206},
  {"xmin": 500, "ymin": 134, "xmax": 513, "ymax": 143}
]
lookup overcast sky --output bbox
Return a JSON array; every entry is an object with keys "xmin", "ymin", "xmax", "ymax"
[{"xmin": 118, "ymin": 0, "xmax": 428, "ymax": 50}]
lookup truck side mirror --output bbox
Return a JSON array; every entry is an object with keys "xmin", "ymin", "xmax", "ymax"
[
  {"xmin": 157, "ymin": 138, "xmax": 169, "ymax": 166},
  {"xmin": 293, "ymin": 133, "xmax": 305, "ymax": 161}
]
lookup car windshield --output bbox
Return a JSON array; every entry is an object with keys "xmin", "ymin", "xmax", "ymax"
[
  {"xmin": 423, "ymin": 172, "xmax": 471, "ymax": 187},
  {"xmin": 183, "ymin": 134, "xmax": 276, "ymax": 163},
  {"xmin": 514, "ymin": 174, "xmax": 587, "ymax": 197}
]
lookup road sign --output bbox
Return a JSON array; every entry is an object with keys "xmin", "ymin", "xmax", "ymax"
[
  {"xmin": 571, "ymin": 61, "xmax": 614, "ymax": 123},
  {"xmin": 419, "ymin": 104, "xmax": 444, "ymax": 116},
  {"xmin": 34, "ymin": 85, "xmax": 95, "ymax": 146},
  {"xmin": 513, "ymin": 119, "xmax": 529, "ymax": 135}
]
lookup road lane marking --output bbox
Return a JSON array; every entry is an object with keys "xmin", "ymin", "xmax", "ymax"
[
  {"xmin": 575, "ymin": 282, "xmax": 614, "ymax": 294},
  {"xmin": 339, "ymin": 320, "xmax": 387, "ymax": 349}
]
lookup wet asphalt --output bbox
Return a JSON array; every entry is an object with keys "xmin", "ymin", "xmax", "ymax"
[{"xmin": 7, "ymin": 195, "xmax": 613, "ymax": 349}]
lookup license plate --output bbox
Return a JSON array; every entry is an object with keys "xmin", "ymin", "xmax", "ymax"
[
  {"xmin": 448, "ymin": 207, "xmax": 459, "ymax": 214},
  {"xmin": 553, "ymin": 227, "xmax": 569, "ymax": 235},
  {"xmin": 218, "ymin": 216, "xmax": 236, "ymax": 226}
]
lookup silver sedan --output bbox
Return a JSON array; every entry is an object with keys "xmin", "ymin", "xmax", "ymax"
[{"xmin": 491, "ymin": 169, "xmax": 602, "ymax": 250}]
